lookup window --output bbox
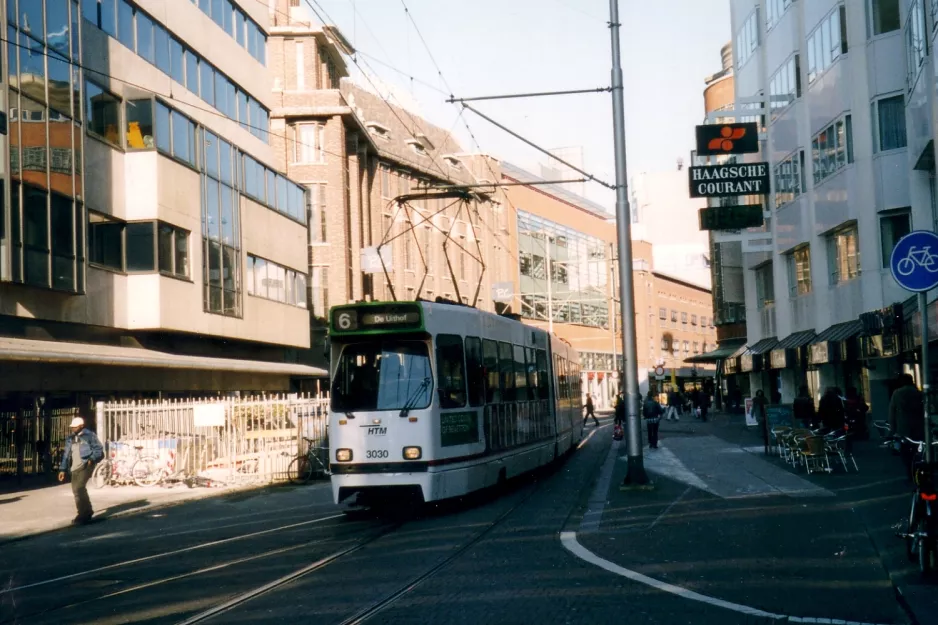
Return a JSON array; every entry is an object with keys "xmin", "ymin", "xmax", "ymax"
[
  {"xmin": 170, "ymin": 110, "xmax": 196, "ymax": 167},
  {"xmin": 907, "ymin": 0, "xmax": 926, "ymax": 89},
  {"xmin": 658, "ymin": 307, "xmax": 666, "ymax": 319},
  {"xmin": 437, "ymin": 334, "xmax": 467, "ymax": 409},
  {"xmin": 812, "ymin": 114, "xmax": 853, "ymax": 185},
  {"xmin": 880, "ymin": 209, "xmax": 911, "ymax": 268},
  {"xmin": 117, "ymin": 0, "xmax": 134, "ymax": 49},
  {"xmin": 309, "ymin": 183, "xmax": 326, "ymax": 243},
  {"xmin": 513, "ymin": 345, "xmax": 529, "ymax": 401},
  {"xmin": 670, "ymin": 310, "xmax": 677, "ymax": 322},
  {"xmin": 85, "ymin": 81, "xmax": 121, "ymax": 147},
  {"xmin": 691, "ymin": 314, "xmax": 698, "ymax": 326},
  {"xmin": 482, "ymin": 339, "xmax": 499, "ymax": 403},
  {"xmin": 296, "ymin": 41, "xmax": 305, "ymax": 91},
  {"xmin": 828, "ymin": 225, "xmax": 859, "ymax": 283},
  {"xmin": 199, "ymin": 61, "xmax": 215, "ymax": 107},
  {"xmin": 870, "ymin": 0, "xmax": 900, "ymax": 35},
  {"xmin": 872, "ymin": 95, "xmax": 907, "ymax": 152},
  {"xmin": 788, "ymin": 246, "xmax": 812, "ymax": 296},
  {"xmin": 735, "ymin": 10, "xmax": 759, "ymax": 69},
  {"xmin": 89, "ymin": 212, "xmax": 124, "ymax": 271},
  {"xmin": 311, "ymin": 265, "xmax": 329, "ymax": 317},
  {"xmin": 755, "ymin": 263, "xmax": 775, "ymax": 308},
  {"xmin": 169, "ymin": 37, "xmax": 184, "ymax": 84},
  {"xmin": 807, "ymin": 5, "xmax": 848, "ymax": 84},
  {"xmin": 157, "ymin": 223, "xmax": 189, "ymax": 278},
  {"xmin": 294, "ymin": 123, "xmax": 324, "ymax": 163},
  {"xmin": 465, "ymin": 337, "xmax": 485, "ymax": 408},
  {"xmin": 765, "ymin": 0, "xmax": 793, "ymax": 30},
  {"xmin": 135, "ymin": 9, "xmax": 154, "ymax": 64},
  {"xmin": 498, "ymin": 341, "xmax": 514, "ymax": 402},
  {"xmin": 126, "ymin": 99, "xmax": 154, "ymax": 149},
  {"xmin": 188, "ymin": 0, "xmax": 266, "ymax": 64},
  {"xmin": 774, "ymin": 150, "xmax": 804, "ymax": 208},
  {"xmin": 681, "ymin": 312, "xmax": 688, "ymax": 324},
  {"xmin": 769, "ymin": 55, "xmax": 800, "ymax": 114},
  {"xmin": 246, "ymin": 255, "xmax": 306, "ymax": 307}
]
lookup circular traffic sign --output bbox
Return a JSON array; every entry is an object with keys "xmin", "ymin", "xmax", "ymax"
[
  {"xmin": 890, "ymin": 230, "xmax": 938, "ymax": 292},
  {"xmin": 654, "ymin": 365, "xmax": 665, "ymax": 376}
]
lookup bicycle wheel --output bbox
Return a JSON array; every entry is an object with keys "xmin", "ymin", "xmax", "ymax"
[
  {"xmin": 288, "ymin": 456, "xmax": 313, "ymax": 484},
  {"xmin": 131, "ymin": 456, "xmax": 162, "ymax": 487},
  {"xmin": 898, "ymin": 257, "xmax": 916, "ymax": 276},
  {"xmin": 91, "ymin": 461, "xmax": 111, "ymax": 489},
  {"xmin": 907, "ymin": 494, "xmax": 919, "ymax": 562}
]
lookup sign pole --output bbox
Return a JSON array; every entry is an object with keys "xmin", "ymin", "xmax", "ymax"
[
  {"xmin": 608, "ymin": 0, "xmax": 649, "ymax": 487},
  {"xmin": 922, "ymin": 291, "xmax": 933, "ymax": 463}
]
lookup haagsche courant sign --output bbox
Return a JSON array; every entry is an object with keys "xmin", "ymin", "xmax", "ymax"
[{"xmin": 688, "ymin": 163, "xmax": 770, "ymax": 198}]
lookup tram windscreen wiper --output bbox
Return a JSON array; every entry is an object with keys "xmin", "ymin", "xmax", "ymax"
[{"xmin": 399, "ymin": 378, "xmax": 431, "ymax": 417}]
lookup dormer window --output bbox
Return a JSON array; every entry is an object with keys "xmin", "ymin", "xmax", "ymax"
[
  {"xmin": 443, "ymin": 155, "xmax": 462, "ymax": 170},
  {"xmin": 407, "ymin": 139, "xmax": 429, "ymax": 157},
  {"xmin": 365, "ymin": 121, "xmax": 390, "ymax": 141}
]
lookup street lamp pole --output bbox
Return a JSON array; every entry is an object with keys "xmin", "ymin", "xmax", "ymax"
[{"xmin": 608, "ymin": 0, "xmax": 649, "ymax": 486}]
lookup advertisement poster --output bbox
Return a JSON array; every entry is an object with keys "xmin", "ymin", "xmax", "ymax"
[{"xmin": 744, "ymin": 397, "xmax": 756, "ymax": 427}]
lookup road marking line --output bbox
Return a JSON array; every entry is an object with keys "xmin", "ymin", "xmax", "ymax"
[
  {"xmin": 577, "ymin": 423, "xmax": 608, "ymax": 450},
  {"xmin": 579, "ymin": 438, "xmax": 619, "ymax": 533},
  {"xmin": 1, "ymin": 513, "xmax": 345, "ymax": 595},
  {"xmin": 559, "ymin": 532, "xmax": 895, "ymax": 625}
]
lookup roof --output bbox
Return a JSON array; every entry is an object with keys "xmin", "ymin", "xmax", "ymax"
[
  {"xmin": 0, "ymin": 337, "xmax": 327, "ymax": 377},
  {"xmin": 775, "ymin": 330, "xmax": 816, "ymax": 350},
  {"xmin": 652, "ymin": 270, "xmax": 713, "ymax": 295},
  {"xmin": 685, "ymin": 338, "xmax": 746, "ymax": 363},
  {"xmin": 499, "ymin": 161, "xmax": 611, "ymax": 218},
  {"xmin": 810, "ymin": 320, "xmax": 863, "ymax": 344},
  {"xmin": 747, "ymin": 337, "xmax": 779, "ymax": 355}
]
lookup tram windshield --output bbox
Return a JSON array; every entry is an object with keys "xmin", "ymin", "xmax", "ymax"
[{"xmin": 332, "ymin": 340, "xmax": 433, "ymax": 412}]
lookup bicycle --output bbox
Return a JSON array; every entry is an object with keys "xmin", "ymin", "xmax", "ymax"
[
  {"xmin": 92, "ymin": 443, "xmax": 161, "ymax": 488},
  {"xmin": 288, "ymin": 437, "xmax": 331, "ymax": 484},
  {"xmin": 896, "ymin": 245, "xmax": 938, "ymax": 276},
  {"xmin": 887, "ymin": 433, "xmax": 938, "ymax": 575}
]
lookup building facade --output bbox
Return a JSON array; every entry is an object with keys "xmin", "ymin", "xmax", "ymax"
[
  {"xmin": 267, "ymin": 2, "xmax": 515, "ymax": 368},
  {"xmin": 0, "ymin": 0, "xmax": 321, "ymax": 404},
  {"xmin": 727, "ymin": 0, "xmax": 938, "ymax": 417},
  {"xmin": 503, "ymin": 163, "xmax": 716, "ymax": 408}
]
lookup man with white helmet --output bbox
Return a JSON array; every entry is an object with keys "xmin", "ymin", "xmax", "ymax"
[{"xmin": 58, "ymin": 417, "xmax": 104, "ymax": 525}]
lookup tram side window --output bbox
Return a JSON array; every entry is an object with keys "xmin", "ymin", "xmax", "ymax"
[
  {"xmin": 513, "ymin": 345, "xmax": 528, "ymax": 401},
  {"xmin": 464, "ymin": 336, "xmax": 485, "ymax": 408},
  {"xmin": 498, "ymin": 341, "xmax": 515, "ymax": 402},
  {"xmin": 436, "ymin": 334, "xmax": 467, "ymax": 409},
  {"xmin": 483, "ymin": 339, "xmax": 500, "ymax": 403},
  {"xmin": 536, "ymin": 349, "xmax": 549, "ymax": 400},
  {"xmin": 525, "ymin": 347, "xmax": 537, "ymax": 400}
]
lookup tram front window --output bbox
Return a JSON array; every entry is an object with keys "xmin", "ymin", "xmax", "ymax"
[{"xmin": 332, "ymin": 341, "xmax": 433, "ymax": 412}]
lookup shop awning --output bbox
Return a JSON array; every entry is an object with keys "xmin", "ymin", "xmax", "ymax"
[
  {"xmin": 685, "ymin": 338, "xmax": 746, "ymax": 363},
  {"xmin": 774, "ymin": 330, "xmax": 816, "ymax": 350},
  {"xmin": 0, "ymin": 336, "xmax": 327, "ymax": 377},
  {"xmin": 810, "ymin": 320, "xmax": 863, "ymax": 344},
  {"xmin": 748, "ymin": 337, "xmax": 779, "ymax": 355}
]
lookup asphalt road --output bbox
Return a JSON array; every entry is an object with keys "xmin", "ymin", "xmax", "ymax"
[{"xmin": 0, "ymin": 420, "xmax": 914, "ymax": 625}]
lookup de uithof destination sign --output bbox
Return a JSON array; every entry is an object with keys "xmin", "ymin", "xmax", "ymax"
[{"xmin": 688, "ymin": 162, "xmax": 770, "ymax": 198}]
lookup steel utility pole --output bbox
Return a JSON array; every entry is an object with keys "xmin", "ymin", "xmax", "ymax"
[{"xmin": 609, "ymin": 0, "xmax": 649, "ymax": 487}]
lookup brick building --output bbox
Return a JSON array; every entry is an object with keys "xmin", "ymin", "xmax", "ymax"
[{"xmin": 267, "ymin": 2, "xmax": 515, "ymax": 365}]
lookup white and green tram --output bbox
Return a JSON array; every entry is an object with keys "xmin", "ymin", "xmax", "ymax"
[{"xmin": 328, "ymin": 300, "xmax": 584, "ymax": 506}]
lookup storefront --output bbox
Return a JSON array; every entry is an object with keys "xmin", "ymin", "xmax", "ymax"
[
  {"xmin": 686, "ymin": 338, "xmax": 746, "ymax": 409},
  {"xmin": 768, "ymin": 330, "xmax": 815, "ymax": 402},
  {"xmin": 742, "ymin": 337, "xmax": 780, "ymax": 402},
  {"xmin": 806, "ymin": 320, "xmax": 864, "ymax": 405}
]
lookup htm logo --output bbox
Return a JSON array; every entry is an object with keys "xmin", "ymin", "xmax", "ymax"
[
  {"xmin": 367, "ymin": 427, "xmax": 387, "ymax": 436},
  {"xmin": 708, "ymin": 125, "xmax": 748, "ymax": 152}
]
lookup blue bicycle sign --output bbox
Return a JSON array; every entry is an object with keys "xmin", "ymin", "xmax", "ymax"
[{"xmin": 890, "ymin": 230, "xmax": 938, "ymax": 292}]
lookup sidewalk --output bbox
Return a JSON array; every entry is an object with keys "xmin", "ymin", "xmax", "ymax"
[
  {"xmin": 573, "ymin": 410, "xmax": 936, "ymax": 625},
  {"xmin": 0, "ymin": 477, "xmax": 286, "ymax": 544}
]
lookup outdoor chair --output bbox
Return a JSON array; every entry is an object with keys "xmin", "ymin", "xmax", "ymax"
[
  {"xmin": 825, "ymin": 434, "xmax": 858, "ymax": 472},
  {"xmin": 799, "ymin": 435, "xmax": 831, "ymax": 474}
]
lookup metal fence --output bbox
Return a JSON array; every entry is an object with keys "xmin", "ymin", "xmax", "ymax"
[
  {"xmin": 99, "ymin": 394, "xmax": 330, "ymax": 486},
  {"xmin": 1, "ymin": 406, "xmax": 81, "ymax": 477}
]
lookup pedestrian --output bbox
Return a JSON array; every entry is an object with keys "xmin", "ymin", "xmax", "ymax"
[
  {"xmin": 698, "ymin": 388, "xmax": 710, "ymax": 422},
  {"xmin": 793, "ymin": 385, "xmax": 816, "ymax": 429},
  {"xmin": 889, "ymin": 373, "xmax": 925, "ymax": 481},
  {"xmin": 666, "ymin": 389, "xmax": 680, "ymax": 421},
  {"xmin": 752, "ymin": 390, "xmax": 769, "ymax": 454},
  {"xmin": 58, "ymin": 417, "xmax": 104, "ymax": 525},
  {"xmin": 642, "ymin": 390, "xmax": 664, "ymax": 449},
  {"xmin": 583, "ymin": 393, "xmax": 599, "ymax": 427},
  {"xmin": 818, "ymin": 387, "xmax": 845, "ymax": 433},
  {"xmin": 614, "ymin": 391, "xmax": 625, "ymax": 426},
  {"xmin": 844, "ymin": 386, "xmax": 869, "ymax": 440}
]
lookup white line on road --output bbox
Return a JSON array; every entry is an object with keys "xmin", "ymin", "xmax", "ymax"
[
  {"xmin": 579, "ymin": 438, "xmax": 619, "ymax": 533},
  {"xmin": 559, "ymin": 532, "xmax": 894, "ymax": 625},
  {"xmin": 577, "ymin": 422, "xmax": 609, "ymax": 450},
  {"xmin": 1, "ymin": 513, "xmax": 345, "ymax": 595}
]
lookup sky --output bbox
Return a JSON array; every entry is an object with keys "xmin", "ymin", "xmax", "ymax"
[{"xmin": 305, "ymin": 0, "xmax": 731, "ymax": 208}]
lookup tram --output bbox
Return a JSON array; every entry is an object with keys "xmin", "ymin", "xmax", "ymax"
[{"xmin": 327, "ymin": 299, "xmax": 583, "ymax": 506}]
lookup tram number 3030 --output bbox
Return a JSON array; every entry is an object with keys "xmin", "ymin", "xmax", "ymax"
[{"xmin": 366, "ymin": 450, "xmax": 390, "ymax": 459}]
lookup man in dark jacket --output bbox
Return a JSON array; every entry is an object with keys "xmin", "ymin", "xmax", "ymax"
[
  {"xmin": 642, "ymin": 391, "xmax": 664, "ymax": 449},
  {"xmin": 58, "ymin": 417, "xmax": 105, "ymax": 525},
  {"xmin": 793, "ymin": 386, "xmax": 816, "ymax": 429},
  {"xmin": 889, "ymin": 373, "xmax": 925, "ymax": 480},
  {"xmin": 583, "ymin": 393, "xmax": 599, "ymax": 427}
]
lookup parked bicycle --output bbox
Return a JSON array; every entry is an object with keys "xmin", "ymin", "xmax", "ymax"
[
  {"xmin": 883, "ymin": 433, "xmax": 938, "ymax": 574},
  {"xmin": 92, "ymin": 443, "xmax": 162, "ymax": 488},
  {"xmin": 288, "ymin": 437, "xmax": 331, "ymax": 484}
]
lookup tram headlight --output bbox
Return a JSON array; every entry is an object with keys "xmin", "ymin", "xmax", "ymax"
[
  {"xmin": 403, "ymin": 446, "xmax": 422, "ymax": 460},
  {"xmin": 336, "ymin": 448, "xmax": 353, "ymax": 462}
]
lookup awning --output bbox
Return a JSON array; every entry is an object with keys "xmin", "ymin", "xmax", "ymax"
[
  {"xmin": 810, "ymin": 320, "xmax": 863, "ymax": 344},
  {"xmin": 685, "ymin": 338, "xmax": 746, "ymax": 363},
  {"xmin": 0, "ymin": 336, "xmax": 327, "ymax": 377},
  {"xmin": 748, "ymin": 337, "xmax": 779, "ymax": 355},
  {"xmin": 775, "ymin": 330, "xmax": 816, "ymax": 350}
]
